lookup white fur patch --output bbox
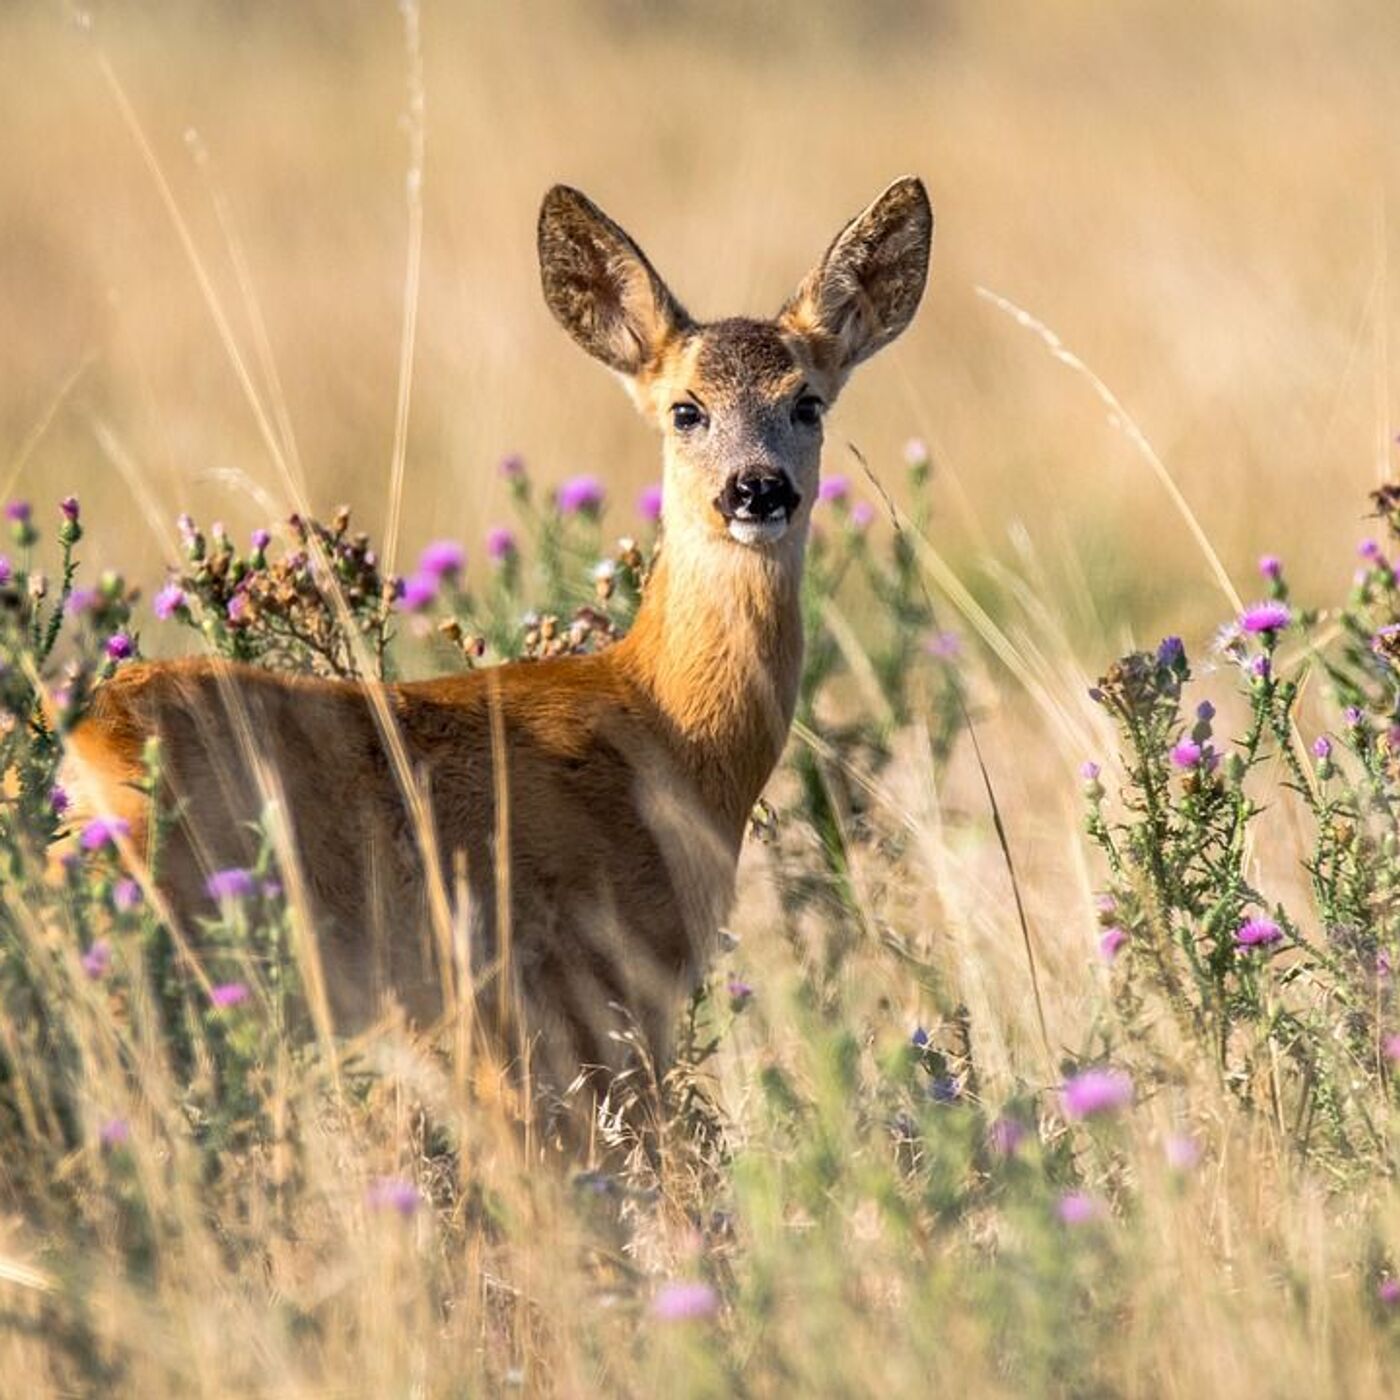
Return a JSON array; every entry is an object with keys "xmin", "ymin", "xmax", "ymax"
[{"xmin": 727, "ymin": 517, "xmax": 790, "ymax": 547}]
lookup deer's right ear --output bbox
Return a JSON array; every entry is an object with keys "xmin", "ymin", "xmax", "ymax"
[{"xmin": 538, "ymin": 186, "xmax": 691, "ymax": 376}]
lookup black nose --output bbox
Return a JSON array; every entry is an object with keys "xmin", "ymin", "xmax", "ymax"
[{"xmin": 715, "ymin": 470, "xmax": 801, "ymax": 522}]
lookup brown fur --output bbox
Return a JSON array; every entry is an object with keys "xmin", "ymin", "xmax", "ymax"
[{"xmin": 66, "ymin": 177, "xmax": 933, "ymax": 1123}]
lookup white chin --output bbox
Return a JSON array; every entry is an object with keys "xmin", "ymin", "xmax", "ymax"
[{"xmin": 727, "ymin": 517, "xmax": 789, "ymax": 546}]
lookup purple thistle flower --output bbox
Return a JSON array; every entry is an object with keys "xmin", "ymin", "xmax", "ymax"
[
  {"xmin": 1383, "ymin": 1034, "xmax": 1400, "ymax": 1063},
  {"xmin": 209, "ymin": 982, "xmax": 250, "ymax": 1010},
  {"xmin": 1235, "ymin": 916, "xmax": 1282, "ymax": 948},
  {"xmin": 1379, "ymin": 1279, "xmax": 1400, "ymax": 1306},
  {"xmin": 1250, "ymin": 654, "xmax": 1272, "ymax": 681},
  {"xmin": 105, "ymin": 633, "xmax": 134, "ymax": 661},
  {"xmin": 726, "ymin": 977, "xmax": 754, "ymax": 1010},
  {"xmin": 1345, "ymin": 705, "xmax": 1364, "ymax": 727},
  {"xmin": 113, "ymin": 878, "xmax": 143, "ymax": 912},
  {"xmin": 988, "ymin": 1115, "xmax": 1027, "ymax": 1157},
  {"xmin": 81, "ymin": 939, "xmax": 112, "ymax": 980},
  {"xmin": 1099, "ymin": 926, "xmax": 1128, "ymax": 962},
  {"xmin": 65, "ymin": 587, "xmax": 97, "ymax": 616},
  {"xmin": 1312, "ymin": 736, "xmax": 1332, "ymax": 760},
  {"xmin": 367, "ymin": 1176, "xmax": 421, "ymax": 1217},
  {"xmin": 0, "ymin": 557, "xmax": 11, "ymax": 585},
  {"xmin": 250, "ymin": 527, "xmax": 271, "ymax": 552},
  {"xmin": 1360, "ymin": 539, "xmax": 1382, "ymax": 561},
  {"xmin": 1094, "ymin": 893, "xmax": 1117, "ymax": 917},
  {"xmin": 924, "ymin": 630, "xmax": 961, "ymax": 660},
  {"xmin": 556, "ymin": 475, "xmax": 605, "ymax": 516},
  {"xmin": 49, "ymin": 785, "xmax": 70, "ymax": 817},
  {"xmin": 1240, "ymin": 601, "xmax": 1291, "ymax": 634},
  {"xmin": 1170, "ymin": 739, "xmax": 1202, "ymax": 769},
  {"xmin": 1196, "ymin": 700, "xmax": 1216, "ymax": 722},
  {"xmin": 5, "ymin": 501, "xmax": 31, "ymax": 523},
  {"xmin": 80, "ymin": 816, "xmax": 130, "ymax": 852},
  {"xmin": 1056, "ymin": 1191, "xmax": 1103, "ymax": 1226},
  {"xmin": 902, "ymin": 437, "xmax": 929, "ymax": 468},
  {"xmin": 651, "ymin": 1280, "xmax": 719, "ymax": 1322},
  {"xmin": 850, "ymin": 500, "xmax": 875, "ymax": 530},
  {"xmin": 226, "ymin": 592, "xmax": 250, "ymax": 625},
  {"xmin": 205, "ymin": 867, "xmax": 256, "ymax": 902},
  {"xmin": 1258, "ymin": 553, "xmax": 1282, "ymax": 580},
  {"xmin": 99, "ymin": 1117, "xmax": 130, "ymax": 1149},
  {"xmin": 817, "ymin": 475, "xmax": 850, "ymax": 505},
  {"xmin": 153, "ymin": 584, "xmax": 186, "ymax": 621},
  {"xmin": 1164, "ymin": 1133, "xmax": 1202, "ymax": 1172},
  {"xmin": 418, "ymin": 539, "xmax": 466, "ymax": 580},
  {"xmin": 1157, "ymin": 635, "xmax": 1186, "ymax": 670},
  {"xmin": 397, "ymin": 571, "xmax": 438, "ymax": 612},
  {"xmin": 637, "ymin": 483, "xmax": 664, "ymax": 523},
  {"xmin": 1061, "ymin": 1067, "xmax": 1133, "ymax": 1120},
  {"xmin": 911, "ymin": 1026, "xmax": 930, "ymax": 1049},
  {"xmin": 499, "ymin": 452, "xmax": 526, "ymax": 479},
  {"xmin": 1079, "ymin": 760, "xmax": 1101, "ymax": 782},
  {"xmin": 485, "ymin": 526, "xmax": 517, "ymax": 562},
  {"xmin": 60, "ymin": 496, "xmax": 80, "ymax": 524}
]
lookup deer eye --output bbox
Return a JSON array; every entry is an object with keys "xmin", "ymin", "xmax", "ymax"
[
  {"xmin": 792, "ymin": 395, "xmax": 825, "ymax": 428},
  {"xmin": 670, "ymin": 402, "xmax": 706, "ymax": 433}
]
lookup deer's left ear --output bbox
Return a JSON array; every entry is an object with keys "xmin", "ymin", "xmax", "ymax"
[{"xmin": 778, "ymin": 176, "xmax": 933, "ymax": 378}]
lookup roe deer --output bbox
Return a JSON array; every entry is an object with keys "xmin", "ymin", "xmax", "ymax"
[{"xmin": 67, "ymin": 176, "xmax": 933, "ymax": 1124}]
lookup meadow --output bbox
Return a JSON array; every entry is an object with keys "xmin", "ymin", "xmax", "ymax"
[{"xmin": 4, "ymin": 1, "xmax": 1400, "ymax": 1394}]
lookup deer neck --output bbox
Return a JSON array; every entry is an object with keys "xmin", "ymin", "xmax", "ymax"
[{"xmin": 616, "ymin": 521, "xmax": 807, "ymax": 839}]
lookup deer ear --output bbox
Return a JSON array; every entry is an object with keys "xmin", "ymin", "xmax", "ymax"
[
  {"xmin": 538, "ymin": 186, "xmax": 691, "ymax": 376},
  {"xmin": 778, "ymin": 176, "xmax": 933, "ymax": 377}
]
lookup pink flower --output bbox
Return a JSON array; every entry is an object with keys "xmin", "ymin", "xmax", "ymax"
[
  {"xmin": 1098, "ymin": 927, "xmax": 1128, "ymax": 962},
  {"xmin": 113, "ymin": 878, "xmax": 143, "ymax": 912},
  {"xmin": 367, "ymin": 1176, "xmax": 420, "ymax": 1217},
  {"xmin": 1235, "ymin": 917, "xmax": 1282, "ymax": 949},
  {"xmin": 81, "ymin": 939, "xmax": 111, "ymax": 980},
  {"xmin": 651, "ymin": 1280, "xmax": 719, "ymax": 1322},
  {"xmin": 903, "ymin": 438, "xmax": 929, "ymax": 468},
  {"xmin": 209, "ymin": 982, "xmax": 249, "ymax": 1010},
  {"xmin": 556, "ymin": 475, "xmax": 605, "ymax": 516},
  {"xmin": 924, "ymin": 631, "xmax": 961, "ymax": 660},
  {"xmin": 1240, "ymin": 601, "xmax": 1291, "ymax": 634},
  {"xmin": 988, "ymin": 1116, "xmax": 1027, "ymax": 1157},
  {"xmin": 1379, "ymin": 1278, "xmax": 1400, "ymax": 1306},
  {"xmin": 1258, "ymin": 554, "xmax": 1282, "ymax": 580},
  {"xmin": 80, "ymin": 816, "xmax": 130, "ymax": 852},
  {"xmin": 49, "ymin": 785, "xmax": 70, "ymax": 817},
  {"xmin": 1171, "ymin": 739, "xmax": 1202, "ymax": 768},
  {"xmin": 1164, "ymin": 1134, "xmax": 1202, "ymax": 1172},
  {"xmin": 1056, "ymin": 1191, "xmax": 1103, "ymax": 1226},
  {"xmin": 1061, "ymin": 1068, "xmax": 1133, "ymax": 1120},
  {"xmin": 99, "ymin": 1117, "xmax": 129, "ymax": 1149},
  {"xmin": 726, "ymin": 977, "xmax": 754, "ymax": 1010},
  {"xmin": 418, "ymin": 540, "xmax": 466, "ymax": 580},
  {"xmin": 1382, "ymin": 1034, "xmax": 1400, "ymax": 1063},
  {"xmin": 206, "ymin": 867, "xmax": 255, "ymax": 901},
  {"xmin": 637, "ymin": 484, "xmax": 664, "ymax": 523},
  {"xmin": 817, "ymin": 475, "xmax": 849, "ymax": 505},
  {"xmin": 850, "ymin": 500, "xmax": 875, "ymax": 530},
  {"xmin": 397, "ymin": 572, "xmax": 438, "ymax": 612},
  {"xmin": 499, "ymin": 452, "xmax": 526, "ymax": 479},
  {"xmin": 105, "ymin": 633, "xmax": 134, "ymax": 661},
  {"xmin": 485, "ymin": 526, "xmax": 516, "ymax": 562},
  {"xmin": 153, "ymin": 584, "xmax": 186, "ymax": 621}
]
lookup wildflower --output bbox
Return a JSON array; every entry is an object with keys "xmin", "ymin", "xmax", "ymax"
[
  {"xmin": 929, "ymin": 1076, "xmax": 961, "ymax": 1103},
  {"xmin": 485, "ymin": 526, "xmax": 517, "ymax": 562},
  {"xmin": 49, "ymin": 785, "xmax": 70, "ymax": 817},
  {"xmin": 1383, "ymin": 1034, "xmax": 1400, "ymax": 1063},
  {"xmin": 1196, "ymin": 700, "xmax": 1215, "ymax": 722},
  {"xmin": 153, "ymin": 583, "xmax": 186, "ymax": 620},
  {"xmin": 988, "ymin": 1115, "xmax": 1027, "ymax": 1157},
  {"xmin": 113, "ymin": 878, "xmax": 142, "ymax": 912},
  {"xmin": 1079, "ymin": 761, "xmax": 1101, "ymax": 782},
  {"xmin": 1312, "ymin": 736, "xmax": 1332, "ymax": 760},
  {"xmin": 903, "ymin": 437, "xmax": 929, "ymax": 468},
  {"xmin": 1170, "ymin": 739, "xmax": 1202, "ymax": 769},
  {"xmin": 1250, "ymin": 655, "xmax": 1271, "ymax": 681},
  {"xmin": 726, "ymin": 976, "xmax": 754, "ymax": 1011},
  {"xmin": 60, "ymin": 496, "xmax": 80, "ymax": 524},
  {"xmin": 105, "ymin": 632, "xmax": 134, "ymax": 661},
  {"xmin": 817, "ymin": 475, "xmax": 850, "ymax": 505},
  {"xmin": 1157, "ymin": 635, "xmax": 1186, "ymax": 670},
  {"xmin": 925, "ymin": 631, "xmax": 961, "ymax": 660},
  {"xmin": 1094, "ymin": 893, "xmax": 1117, "ymax": 918},
  {"xmin": 418, "ymin": 539, "xmax": 466, "ymax": 580},
  {"xmin": 367, "ymin": 1176, "xmax": 420, "ymax": 1218},
  {"xmin": 637, "ymin": 483, "xmax": 664, "ymax": 522},
  {"xmin": 1346, "ymin": 705, "xmax": 1364, "ymax": 727},
  {"xmin": 1235, "ymin": 916, "xmax": 1282, "ymax": 948},
  {"xmin": 499, "ymin": 452, "xmax": 526, "ymax": 479},
  {"xmin": 5, "ymin": 501, "xmax": 31, "ymax": 524},
  {"xmin": 1061, "ymin": 1067, "xmax": 1133, "ymax": 1120},
  {"xmin": 1379, "ymin": 1279, "xmax": 1400, "ymax": 1306},
  {"xmin": 226, "ymin": 592, "xmax": 250, "ymax": 625},
  {"xmin": 99, "ymin": 1117, "xmax": 129, "ymax": 1150},
  {"xmin": 651, "ymin": 1280, "xmax": 719, "ymax": 1322},
  {"xmin": 80, "ymin": 816, "xmax": 130, "ymax": 852},
  {"xmin": 0, "ymin": 557, "xmax": 10, "ymax": 585},
  {"xmin": 65, "ymin": 588, "xmax": 97, "ymax": 616},
  {"xmin": 1360, "ymin": 539, "xmax": 1382, "ymax": 561},
  {"xmin": 1099, "ymin": 926, "xmax": 1128, "ymax": 962},
  {"xmin": 851, "ymin": 500, "xmax": 875, "ymax": 530},
  {"xmin": 556, "ymin": 474, "xmax": 605, "ymax": 516},
  {"xmin": 250, "ymin": 527, "xmax": 271, "ymax": 553},
  {"xmin": 1057, "ymin": 1191, "xmax": 1103, "ymax": 1226},
  {"xmin": 1164, "ymin": 1134, "xmax": 1202, "ymax": 1172},
  {"xmin": 205, "ymin": 867, "xmax": 256, "ymax": 901},
  {"xmin": 1379, "ymin": 950, "xmax": 1393, "ymax": 982},
  {"xmin": 398, "ymin": 571, "xmax": 438, "ymax": 612},
  {"xmin": 209, "ymin": 982, "xmax": 250, "ymax": 1010},
  {"xmin": 1240, "ymin": 601, "xmax": 1291, "ymax": 634},
  {"xmin": 911, "ymin": 1026, "xmax": 930, "ymax": 1049},
  {"xmin": 81, "ymin": 939, "xmax": 111, "ymax": 980},
  {"xmin": 1258, "ymin": 553, "xmax": 1282, "ymax": 580}
]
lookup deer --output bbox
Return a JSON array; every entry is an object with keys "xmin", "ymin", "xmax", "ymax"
[{"xmin": 66, "ymin": 176, "xmax": 933, "ymax": 1131}]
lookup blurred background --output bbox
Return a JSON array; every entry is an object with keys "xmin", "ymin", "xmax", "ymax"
[{"xmin": 2, "ymin": 0, "xmax": 1398, "ymax": 641}]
